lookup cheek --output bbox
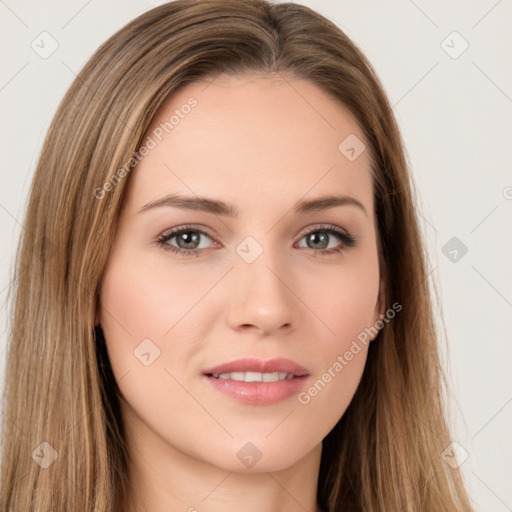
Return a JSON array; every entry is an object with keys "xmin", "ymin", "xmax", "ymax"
[
  {"xmin": 296, "ymin": 340, "xmax": 368, "ymax": 441},
  {"xmin": 295, "ymin": 269, "xmax": 377, "ymax": 431},
  {"xmin": 295, "ymin": 254, "xmax": 379, "ymax": 420},
  {"xmin": 98, "ymin": 251, "xmax": 173, "ymax": 382},
  {"xmin": 98, "ymin": 254, "xmax": 210, "ymax": 428},
  {"xmin": 99, "ymin": 249, "xmax": 214, "ymax": 341},
  {"xmin": 98, "ymin": 248, "xmax": 226, "ymax": 397},
  {"xmin": 307, "ymin": 253, "xmax": 381, "ymax": 346}
]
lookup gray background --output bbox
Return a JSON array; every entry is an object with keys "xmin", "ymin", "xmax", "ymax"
[{"xmin": 1, "ymin": 1, "xmax": 511, "ymax": 510}]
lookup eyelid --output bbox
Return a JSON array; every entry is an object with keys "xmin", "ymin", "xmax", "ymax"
[
  {"xmin": 158, "ymin": 223, "xmax": 218, "ymax": 239},
  {"xmin": 296, "ymin": 223, "xmax": 351, "ymax": 239}
]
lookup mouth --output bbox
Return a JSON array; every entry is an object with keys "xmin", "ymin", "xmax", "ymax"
[
  {"xmin": 202, "ymin": 358, "xmax": 310, "ymax": 405},
  {"xmin": 207, "ymin": 371, "xmax": 298, "ymax": 382}
]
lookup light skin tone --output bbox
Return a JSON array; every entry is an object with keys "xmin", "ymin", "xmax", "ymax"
[{"xmin": 98, "ymin": 72, "xmax": 385, "ymax": 512}]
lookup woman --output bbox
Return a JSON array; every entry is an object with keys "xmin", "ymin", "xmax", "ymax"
[{"xmin": 0, "ymin": 0, "xmax": 475, "ymax": 510}]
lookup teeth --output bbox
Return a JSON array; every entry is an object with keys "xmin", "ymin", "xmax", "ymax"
[{"xmin": 214, "ymin": 371, "xmax": 294, "ymax": 382}]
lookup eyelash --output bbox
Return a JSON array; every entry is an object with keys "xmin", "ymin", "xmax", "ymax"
[{"xmin": 156, "ymin": 223, "xmax": 357, "ymax": 257}]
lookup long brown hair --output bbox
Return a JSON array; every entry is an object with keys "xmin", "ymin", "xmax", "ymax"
[{"xmin": 1, "ymin": 0, "xmax": 474, "ymax": 510}]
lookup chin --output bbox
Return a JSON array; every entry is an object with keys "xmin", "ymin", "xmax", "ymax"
[{"xmin": 203, "ymin": 436, "xmax": 318, "ymax": 474}]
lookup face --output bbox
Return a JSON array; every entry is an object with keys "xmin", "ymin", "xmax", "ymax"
[{"xmin": 98, "ymin": 72, "xmax": 384, "ymax": 474}]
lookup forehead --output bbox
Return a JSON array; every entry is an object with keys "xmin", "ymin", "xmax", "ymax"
[{"xmin": 124, "ymin": 72, "xmax": 374, "ymax": 216}]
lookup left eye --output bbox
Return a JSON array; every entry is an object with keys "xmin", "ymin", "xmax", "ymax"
[{"xmin": 296, "ymin": 228, "xmax": 354, "ymax": 251}]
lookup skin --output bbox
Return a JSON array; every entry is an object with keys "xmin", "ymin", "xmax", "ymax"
[{"xmin": 98, "ymin": 72, "xmax": 385, "ymax": 512}]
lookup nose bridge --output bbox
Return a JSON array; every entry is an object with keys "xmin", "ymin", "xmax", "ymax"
[{"xmin": 228, "ymin": 236, "xmax": 296, "ymax": 332}]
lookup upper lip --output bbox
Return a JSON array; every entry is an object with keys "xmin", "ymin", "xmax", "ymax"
[{"xmin": 202, "ymin": 358, "xmax": 309, "ymax": 377}]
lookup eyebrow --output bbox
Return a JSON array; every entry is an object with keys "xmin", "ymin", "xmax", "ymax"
[{"xmin": 138, "ymin": 193, "xmax": 368, "ymax": 218}]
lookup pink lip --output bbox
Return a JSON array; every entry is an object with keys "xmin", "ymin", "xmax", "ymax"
[
  {"xmin": 202, "ymin": 357, "xmax": 309, "ymax": 377},
  {"xmin": 202, "ymin": 358, "xmax": 310, "ymax": 406}
]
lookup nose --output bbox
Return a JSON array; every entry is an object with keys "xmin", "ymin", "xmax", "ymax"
[{"xmin": 226, "ymin": 251, "xmax": 297, "ymax": 336}]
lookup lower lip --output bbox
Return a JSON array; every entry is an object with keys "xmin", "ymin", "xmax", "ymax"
[{"xmin": 203, "ymin": 375, "xmax": 309, "ymax": 405}]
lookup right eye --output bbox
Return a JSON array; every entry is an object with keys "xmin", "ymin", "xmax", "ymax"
[{"xmin": 156, "ymin": 225, "xmax": 219, "ymax": 256}]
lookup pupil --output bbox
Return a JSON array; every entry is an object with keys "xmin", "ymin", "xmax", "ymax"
[
  {"xmin": 309, "ymin": 232, "xmax": 328, "ymax": 250},
  {"xmin": 177, "ymin": 232, "xmax": 199, "ymax": 249}
]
